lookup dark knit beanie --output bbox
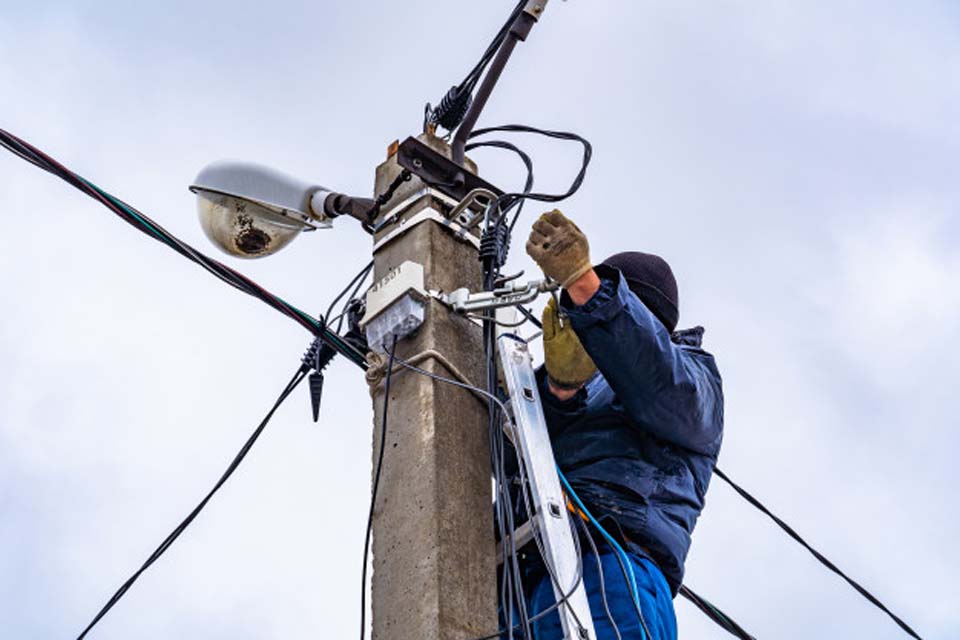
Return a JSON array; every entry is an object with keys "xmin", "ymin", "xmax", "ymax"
[{"xmin": 600, "ymin": 252, "xmax": 679, "ymax": 332}]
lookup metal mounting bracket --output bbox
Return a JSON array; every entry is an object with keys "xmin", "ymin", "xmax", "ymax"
[
  {"xmin": 396, "ymin": 137, "xmax": 504, "ymax": 203},
  {"xmin": 372, "ymin": 207, "xmax": 481, "ymax": 255}
]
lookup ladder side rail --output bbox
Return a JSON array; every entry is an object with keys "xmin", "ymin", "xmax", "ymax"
[{"xmin": 497, "ymin": 333, "xmax": 595, "ymax": 640}]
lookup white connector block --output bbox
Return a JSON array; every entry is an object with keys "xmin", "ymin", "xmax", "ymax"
[{"xmin": 365, "ymin": 294, "xmax": 425, "ymax": 352}]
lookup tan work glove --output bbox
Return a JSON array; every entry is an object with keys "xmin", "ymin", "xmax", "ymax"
[
  {"xmin": 525, "ymin": 210, "xmax": 593, "ymax": 287},
  {"xmin": 542, "ymin": 296, "xmax": 597, "ymax": 390}
]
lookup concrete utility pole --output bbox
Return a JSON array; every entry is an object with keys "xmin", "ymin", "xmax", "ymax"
[{"xmin": 367, "ymin": 134, "xmax": 497, "ymax": 639}]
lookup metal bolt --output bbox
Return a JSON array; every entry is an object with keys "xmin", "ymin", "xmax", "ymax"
[{"xmin": 412, "ymin": 158, "xmax": 423, "ymax": 169}]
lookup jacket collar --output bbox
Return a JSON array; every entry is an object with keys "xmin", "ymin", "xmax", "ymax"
[{"xmin": 671, "ymin": 325, "xmax": 705, "ymax": 347}]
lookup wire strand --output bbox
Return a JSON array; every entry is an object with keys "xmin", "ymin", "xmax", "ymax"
[
  {"xmin": 577, "ymin": 516, "xmax": 624, "ymax": 640},
  {"xmin": 359, "ymin": 337, "xmax": 398, "ymax": 640}
]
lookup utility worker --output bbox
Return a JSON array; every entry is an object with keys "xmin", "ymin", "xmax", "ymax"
[{"xmin": 523, "ymin": 210, "xmax": 724, "ymax": 639}]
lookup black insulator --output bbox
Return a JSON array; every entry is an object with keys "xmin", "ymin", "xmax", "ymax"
[
  {"xmin": 302, "ymin": 337, "xmax": 338, "ymax": 423},
  {"xmin": 302, "ymin": 336, "xmax": 334, "ymax": 370},
  {"xmin": 431, "ymin": 86, "xmax": 473, "ymax": 131},
  {"xmin": 479, "ymin": 223, "xmax": 511, "ymax": 269},
  {"xmin": 308, "ymin": 372, "xmax": 325, "ymax": 423}
]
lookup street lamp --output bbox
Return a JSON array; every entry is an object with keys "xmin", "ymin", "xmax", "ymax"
[{"xmin": 190, "ymin": 160, "xmax": 373, "ymax": 258}]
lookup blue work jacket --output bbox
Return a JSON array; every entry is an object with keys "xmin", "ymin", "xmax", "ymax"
[{"xmin": 537, "ymin": 267, "xmax": 724, "ymax": 592}]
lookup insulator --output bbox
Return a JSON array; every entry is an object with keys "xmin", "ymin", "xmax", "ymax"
[
  {"xmin": 302, "ymin": 336, "xmax": 338, "ymax": 372},
  {"xmin": 431, "ymin": 86, "xmax": 473, "ymax": 131},
  {"xmin": 309, "ymin": 372, "xmax": 325, "ymax": 423},
  {"xmin": 479, "ymin": 223, "xmax": 511, "ymax": 269}
]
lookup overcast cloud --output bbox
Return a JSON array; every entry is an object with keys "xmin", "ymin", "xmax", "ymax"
[{"xmin": 1, "ymin": 1, "xmax": 958, "ymax": 638}]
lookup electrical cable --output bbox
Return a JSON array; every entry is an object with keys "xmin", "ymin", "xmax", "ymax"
[
  {"xmin": 427, "ymin": 1, "xmax": 527, "ymax": 132},
  {"xmin": 713, "ymin": 466, "xmax": 923, "ymax": 639},
  {"xmin": 3, "ymin": 22, "xmax": 898, "ymax": 640},
  {"xmin": 0, "ymin": 128, "xmax": 374, "ymax": 369},
  {"xmin": 75, "ymin": 365, "xmax": 308, "ymax": 639},
  {"xmin": 464, "ymin": 313, "xmax": 530, "ymax": 328},
  {"xmin": 517, "ymin": 306, "xmax": 542, "ymax": 329},
  {"xmin": 506, "ymin": 406, "xmax": 589, "ymax": 637},
  {"xmin": 325, "ymin": 260, "xmax": 373, "ymax": 332},
  {"xmin": 359, "ymin": 337, "xmax": 398, "ymax": 640},
  {"xmin": 459, "ymin": 0, "xmax": 526, "ymax": 94},
  {"xmin": 558, "ymin": 470, "xmax": 652, "ymax": 640},
  {"xmin": 389, "ymin": 350, "xmax": 594, "ymax": 640},
  {"xmin": 473, "ymin": 135, "xmax": 533, "ymax": 637},
  {"xmin": 467, "ymin": 124, "xmax": 592, "ymax": 232},
  {"xmin": 336, "ymin": 263, "xmax": 374, "ymax": 334},
  {"xmin": 678, "ymin": 585, "xmax": 755, "ymax": 640},
  {"xmin": 465, "ymin": 138, "xmax": 534, "ymax": 226},
  {"xmin": 485, "ymin": 315, "xmax": 532, "ymax": 639},
  {"xmin": 576, "ymin": 516, "xmax": 624, "ymax": 640},
  {"xmin": 461, "ymin": 118, "xmax": 763, "ymax": 640},
  {"xmin": 392, "ymin": 346, "xmax": 538, "ymax": 639},
  {"xmin": 523, "ymin": 478, "xmax": 590, "ymax": 637},
  {"xmin": 390, "ymin": 356, "xmax": 511, "ymax": 417}
]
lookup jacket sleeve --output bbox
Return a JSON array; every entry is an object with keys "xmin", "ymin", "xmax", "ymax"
[
  {"xmin": 562, "ymin": 269, "xmax": 724, "ymax": 456},
  {"xmin": 535, "ymin": 365, "xmax": 589, "ymax": 436}
]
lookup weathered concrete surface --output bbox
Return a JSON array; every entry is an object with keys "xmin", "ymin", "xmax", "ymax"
[{"xmin": 368, "ymin": 135, "xmax": 496, "ymax": 640}]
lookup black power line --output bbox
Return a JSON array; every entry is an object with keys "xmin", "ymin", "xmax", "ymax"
[
  {"xmin": 0, "ymin": 128, "xmax": 370, "ymax": 369},
  {"xmin": 679, "ymin": 585, "xmax": 755, "ymax": 640},
  {"xmin": 359, "ymin": 337, "xmax": 398, "ymax": 640},
  {"xmin": 714, "ymin": 466, "xmax": 923, "ymax": 639},
  {"xmin": 76, "ymin": 366, "xmax": 309, "ymax": 639}
]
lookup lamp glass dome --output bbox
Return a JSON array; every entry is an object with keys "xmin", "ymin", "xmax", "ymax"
[
  {"xmin": 190, "ymin": 160, "xmax": 331, "ymax": 258},
  {"xmin": 195, "ymin": 190, "xmax": 309, "ymax": 258}
]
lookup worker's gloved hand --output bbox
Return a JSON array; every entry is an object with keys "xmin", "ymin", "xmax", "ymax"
[
  {"xmin": 542, "ymin": 296, "xmax": 597, "ymax": 390},
  {"xmin": 525, "ymin": 209, "xmax": 593, "ymax": 288}
]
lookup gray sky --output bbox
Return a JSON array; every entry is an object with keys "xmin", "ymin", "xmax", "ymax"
[{"xmin": 1, "ymin": 1, "xmax": 957, "ymax": 638}]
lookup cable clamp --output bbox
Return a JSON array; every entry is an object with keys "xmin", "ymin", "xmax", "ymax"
[{"xmin": 437, "ymin": 278, "xmax": 558, "ymax": 314}]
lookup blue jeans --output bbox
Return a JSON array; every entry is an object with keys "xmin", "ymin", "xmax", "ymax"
[{"xmin": 527, "ymin": 548, "xmax": 677, "ymax": 640}]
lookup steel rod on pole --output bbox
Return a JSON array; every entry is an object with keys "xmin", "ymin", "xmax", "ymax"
[{"xmin": 451, "ymin": 3, "xmax": 544, "ymax": 165}]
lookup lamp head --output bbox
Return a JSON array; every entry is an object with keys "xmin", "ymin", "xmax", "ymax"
[{"xmin": 190, "ymin": 161, "xmax": 332, "ymax": 258}]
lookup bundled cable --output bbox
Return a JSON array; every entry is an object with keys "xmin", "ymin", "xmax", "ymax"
[
  {"xmin": 679, "ymin": 585, "xmax": 755, "ymax": 640},
  {"xmin": 0, "ymin": 128, "xmax": 367, "ymax": 369},
  {"xmin": 469, "ymin": 124, "xmax": 591, "ymax": 222},
  {"xmin": 468, "ymin": 124, "xmax": 592, "ymax": 274}
]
